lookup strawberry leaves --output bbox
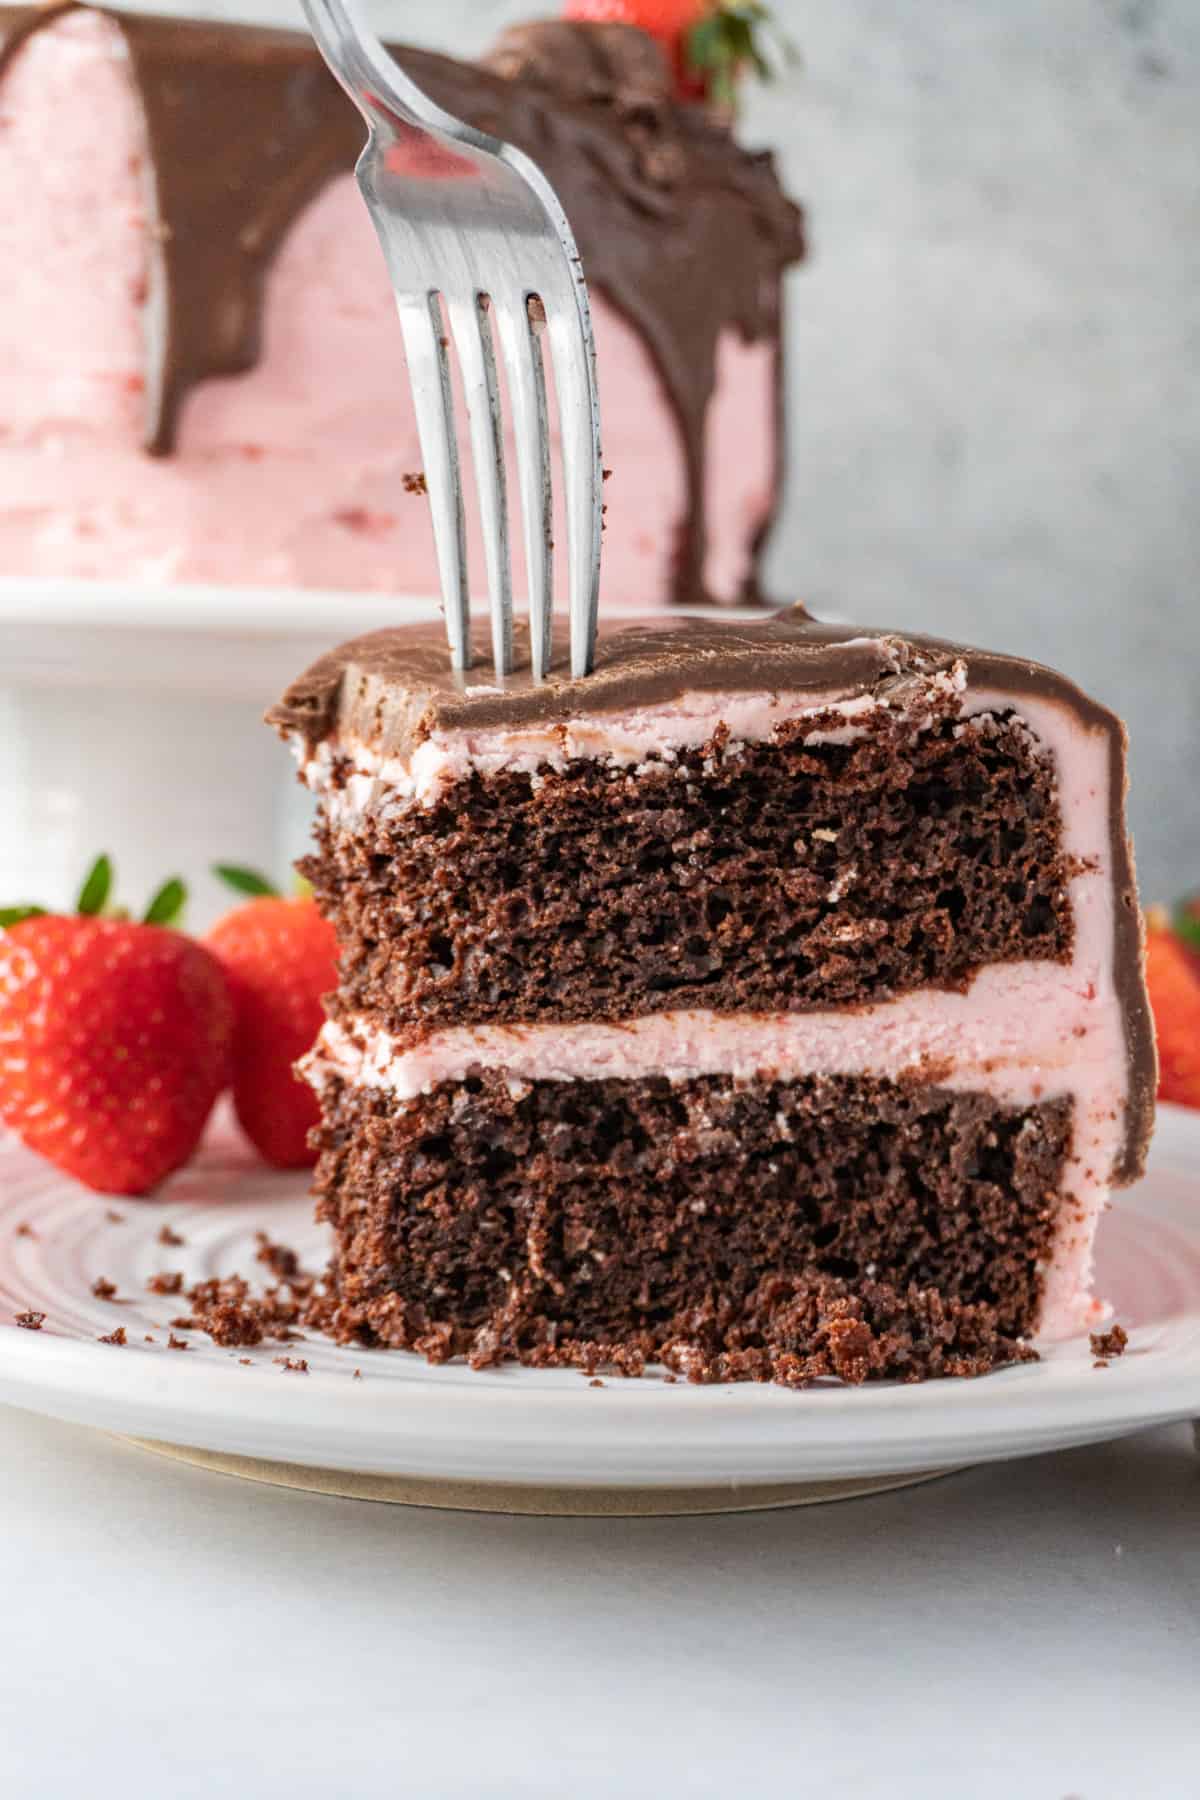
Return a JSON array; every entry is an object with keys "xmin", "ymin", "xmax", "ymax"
[
  {"xmin": 144, "ymin": 879, "xmax": 188, "ymax": 929},
  {"xmin": 76, "ymin": 854, "xmax": 113, "ymax": 918},
  {"xmin": 2, "ymin": 856, "xmax": 188, "ymax": 932},
  {"xmin": 214, "ymin": 864, "xmax": 280, "ymax": 900},
  {"xmin": 1172, "ymin": 894, "xmax": 1200, "ymax": 956},
  {"xmin": 685, "ymin": 2, "xmax": 798, "ymax": 110},
  {"xmin": 0, "ymin": 906, "xmax": 45, "ymax": 931}
]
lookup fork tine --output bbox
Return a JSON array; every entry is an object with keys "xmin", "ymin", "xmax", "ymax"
[
  {"xmin": 397, "ymin": 293, "xmax": 471, "ymax": 672},
  {"xmin": 495, "ymin": 297, "xmax": 553, "ymax": 681},
  {"xmin": 547, "ymin": 304, "xmax": 602, "ymax": 679},
  {"xmin": 447, "ymin": 294, "xmax": 513, "ymax": 679},
  {"xmin": 303, "ymin": 0, "xmax": 607, "ymax": 684}
]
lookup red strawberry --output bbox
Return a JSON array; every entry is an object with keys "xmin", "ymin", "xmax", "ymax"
[
  {"xmin": 564, "ymin": 0, "xmax": 706, "ymax": 96},
  {"xmin": 562, "ymin": 0, "xmax": 792, "ymax": 108},
  {"xmin": 0, "ymin": 862, "xmax": 232, "ymax": 1196},
  {"xmin": 206, "ymin": 870, "xmax": 339, "ymax": 1170},
  {"xmin": 1145, "ymin": 909, "xmax": 1200, "ymax": 1109},
  {"xmin": 564, "ymin": 0, "xmax": 702, "ymax": 30}
]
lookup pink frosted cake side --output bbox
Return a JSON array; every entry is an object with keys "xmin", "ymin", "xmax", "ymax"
[{"xmin": 0, "ymin": 7, "xmax": 802, "ymax": 604}]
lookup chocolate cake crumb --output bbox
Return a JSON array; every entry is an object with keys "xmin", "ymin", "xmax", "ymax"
[
  {"xmin": 402, "ymin": 470, "xmax": 428, "ymax": 496},
  {"xmin": 352, "ymin": 1368, "xmax": 362, "ymax": 1379},
  {"xmin": 238, "ymin": 1357, "xmax": 252, "ymax": 1366},
  {"xmin": 167, "ymin": 1332, "xmax": 190, "ymax": 1351},
  {"xmin": 105, "ymin": 1210, "xmax": 125, "ymax": 1225},
  {"xmin": 147, "ymin": 1271, "xmax": 183, "ymax": 1296},
  {"xmin": 91, "ymin": 1277, "xmax": 119, "ymax": 1301},
  {"xmin": 15, "ymin": 1310, "xmax": 45, "ymax": 1331},
  {"xmin": 178, "ymin": 1287, "xmax": 279, "ymax": 1347},
  {"xmin": 130, "ymin": 1249, "xmax": 329, "ymax": 1358},
  {"xmin": 144, "ymin": 1335, "xmax": 156, "ymax": 1344},
  {"xmin": 15, "ymin": 1221, "xmax": 36, "ymax": 1240},
  {"xmin": 274, "ymin": 1356, "xmax": 309, "ymax": 1373},
  {"xmin": 98, "ymin": 1326, "xmax": 127, "ymax": 1346},
  {"xmin": 255, "ymin": 1232, "xmax": 300, "ymax": 1281},
  {"xmin": 1090, "ymin": 1323, "xmax": 1129, "ymax": 1361},
  {"xmin": 158, "ymin": 1224, "xmax": 185, "ymax": 1248},
  {"xmin": 159, "ymin": 1246, "xmax": 321, "ymax": 1349},
  {"xmin": 589, "ymin": 1378, "xmax": 605, "ymax": 1388}
]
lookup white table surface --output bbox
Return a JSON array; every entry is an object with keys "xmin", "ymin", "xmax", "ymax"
[{"xmin": 1, "ymin": 1404, "xmax": 1195, "ymax": 1798}]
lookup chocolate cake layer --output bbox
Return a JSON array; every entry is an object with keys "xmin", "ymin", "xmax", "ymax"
[
  {"xmin": 305, "ymin": 706, "xmax": 1074, "ymax": 1037},
  {"xmin": 311, "ymin": 1069, "xmax": 1070, "ymax": 1384}
]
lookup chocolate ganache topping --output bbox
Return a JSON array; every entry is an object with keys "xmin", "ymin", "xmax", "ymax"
[{"xmin": 0, "ymin": 5, "xmax": 805, "ymax": 604}]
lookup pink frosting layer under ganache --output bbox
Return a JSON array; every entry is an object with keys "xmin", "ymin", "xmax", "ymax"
[
  {"xmin": 304, "ymin": 674, "xmax": 1133, "ymax": 1345},
  {"xmin": 297, "ymin": 659, "xmax": 953, "ymax": 818},
  {"xmin": 0, "ymin": 9, "xmax": 773, "ymax": 604}
]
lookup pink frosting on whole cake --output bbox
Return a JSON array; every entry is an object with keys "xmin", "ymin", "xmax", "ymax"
[
  {"xmin": 0, "ymin": 9, "xmax": 776, "ymax": 604},
  {"xmin": 0, "ymin": 12, "xmax": 147, "ymax": 468}
]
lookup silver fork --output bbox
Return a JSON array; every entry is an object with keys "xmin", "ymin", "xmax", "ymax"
[{"xmin": 302, "ymin": 0, "xmax": 603, "ymax": 680}]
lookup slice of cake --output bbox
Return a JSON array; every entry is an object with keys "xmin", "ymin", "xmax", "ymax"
[
  {"xmin": 269, "ymin": 607, "xmax": 1155, "ymax": 1385},
  {"xmin": 0, "ymin": 6, "xmax": 802, "ymax": 605}
]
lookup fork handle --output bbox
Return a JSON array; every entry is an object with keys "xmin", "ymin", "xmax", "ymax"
[{"xmin": 303, "ymin": 0, "xmax": 492, "ymax": 151}]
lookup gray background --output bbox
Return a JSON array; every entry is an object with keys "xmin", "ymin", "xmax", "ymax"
[{"xmin": 158, "ymin": 0, "xmax": 1200, "ymax": 897}]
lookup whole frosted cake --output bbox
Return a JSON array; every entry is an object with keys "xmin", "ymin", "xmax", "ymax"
[
  {"xmin": 0, "ymin": 5, "xmax": 802, "ymax": 604},
  {"xmin": 269, "ymin": 607, "xmax": 1155, "ymax": 1384}
]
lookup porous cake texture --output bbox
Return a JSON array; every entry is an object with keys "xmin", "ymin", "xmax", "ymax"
[{"xmin": 270, "ymin": 607, "xmax": 1155, "ymax": 1386}]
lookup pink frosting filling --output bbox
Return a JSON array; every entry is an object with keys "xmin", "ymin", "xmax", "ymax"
[
  {"xmin": 0, "ymin": 10, "xmax": 773, "ymax": 605},
  {"xmin": 297, "ymin": 647, "xmax": 950, "ymax": 818}
]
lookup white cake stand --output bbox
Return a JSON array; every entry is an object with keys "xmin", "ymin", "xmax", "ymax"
[{"xmin": 0, "ymin": 578, "xmax": 443, "ymax": 922}]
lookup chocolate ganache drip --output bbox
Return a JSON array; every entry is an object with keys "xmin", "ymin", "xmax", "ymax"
[{"xmin": 0, "ymin": 5, "xmax": 804, "ymax": 603}]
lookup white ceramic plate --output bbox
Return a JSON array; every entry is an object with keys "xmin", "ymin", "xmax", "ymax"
[
  {"xmin": 0, "ymin": 579, "xmax": 450, "ymax": 926},
  {"xmin": 0, "ymin": 1105, "xmax": 1197, "ymax": 1489}
]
